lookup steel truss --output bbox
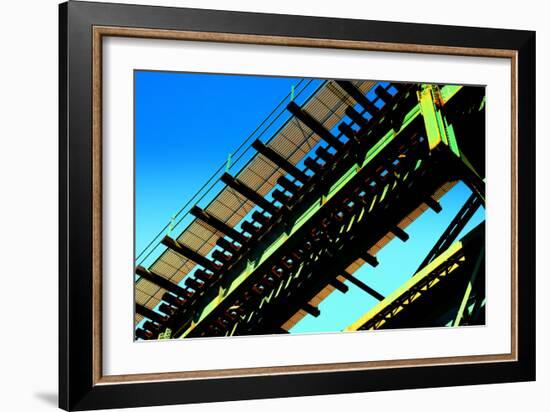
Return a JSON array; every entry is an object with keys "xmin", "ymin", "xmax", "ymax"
[{"xmin": 135, "ymin": 81, "xmax": 486, "ymax": 340}]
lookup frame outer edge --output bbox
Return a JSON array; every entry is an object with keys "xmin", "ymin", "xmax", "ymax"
[
  {"xmin": 59, "ymin": 2, "xmax": 69, "ymax": 410},
  {"xmin": 61, "ymin": 1, "xmax": 536, "ymax": 410},
  {"xmin": 67, "ymin": 1, "xmax": 96, "ymax": 410},
  {"xmin": 516, "ymin": 30, "xmax": 536, "ymax": 380}
]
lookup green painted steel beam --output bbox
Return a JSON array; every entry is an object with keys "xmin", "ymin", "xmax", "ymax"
[{"xmin": 345, "ymin": 240, "xmax": 465, "ymax": 331}]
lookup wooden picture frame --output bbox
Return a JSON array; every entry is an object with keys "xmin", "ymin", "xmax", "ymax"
[{"xmin": 59, "ymin": 1, "xmax": 536, "ymax": 410}]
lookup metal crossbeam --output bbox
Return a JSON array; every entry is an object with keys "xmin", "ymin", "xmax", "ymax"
[
  {"xmin": 136, "ymin": 303, "xmax": 168, "ymax": 325},
  {"xmin": 336, "ymin": 80, "xmax": 379, "ymax": 115},
  {"xmin": 345, "ymin": 106, "xmax": 370, "ymax": 128},
  {"xmin": 252, "ymin": 139, "xmax": 310, "ymax": 182},
  {"xmin": 221, "ymin": 172, "xmax": 278, "ymax": 214},
  {"xmin": 161, "ymin": 235, "xmax": 220, "ymax": 272},
  {"xmin": 303, "ymin": 303, "xmax": 321, "ymax": 317},
  {"xmin": 375, "ymin": 84, "xmax": 394, "ymax": 104},
  {"xmin": 425, "ymin": 196, "xmax": 442, "ymax": 213},
  {"xmin": 190, "ymin": 206, "xmax": 248, "ymax": 244},
  {"xmin": 136, "ymin": 265, "xmax": 187, "ymax": 298},
  {"xmin": 453, "ymin": 246, "xmax": 485, "ymax": 326},
  {"xmin": 340, "ymin": 271, "xmax": 385, "ymax": 301},
  {"xmin": 330, "ymin": 278, "xmax": 349, "ymax": 294},
  {"xmin": 362, "ymin": 252, "xmax": 379, "ymax": 267},
  {"xmin": 287, "ymin": 101, "xmax": 344, "ymax": 150},
  {"xmin": 416, "ymin": 192, "xmax": 481, "ymax": 273},
  {"xmin": 391, "ymin": 226, "xmax": 409, "ymax": 242}
]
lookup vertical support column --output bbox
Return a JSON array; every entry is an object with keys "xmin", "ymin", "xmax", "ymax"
[{"xmin": 418, "ymin": 85, "xmax": 449, "ymax": 151}]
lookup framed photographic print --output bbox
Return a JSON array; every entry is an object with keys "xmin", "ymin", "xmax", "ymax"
[{"xmin": 59, "ymin": 1, "xmax": 536, "ymax": 410}]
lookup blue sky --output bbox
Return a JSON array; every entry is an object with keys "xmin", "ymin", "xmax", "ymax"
[
  {"xmin": 135, "ymin": 71, "xmax": 484, "ymax": 334},
  {"xmin": 135, "ymin": 71, "xmax": 322, "ymax": 265}
]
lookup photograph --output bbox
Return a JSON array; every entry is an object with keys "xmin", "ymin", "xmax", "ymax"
[
  {"xmin": 52, "ymin": 1, "xmax": 538, "ymax": 409},
  {"xmin": 0, "ymin": 0, "xmax": 543, "ymax": 409},
  {"xmin": 133, "ymin": 73, "xmax": 487, "ymax": 340}
]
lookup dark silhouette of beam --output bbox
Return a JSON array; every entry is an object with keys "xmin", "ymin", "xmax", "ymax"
[
  {"xmin": 251, "ymin": 211, "xmax": 269, "ymax": 226},
  {"xmin": 143, "ymin": 320, "xmax": 162, "ymax": 333},
  {"xmin": 158, "ymin": 303, "xmax": 177, "ymax": 316},
  {"xmin": 252, "ymin": 140, "xmax": 309, "ymax": 182},
  {"xmin": 162, "ymin": 292, "xmax": 186, "ymax": 308},
  {"xmin": 221, "ymin": 172, "xmax": 278, "ymax": 214},
  {"xmin": 338, "ymin": 122, "xmax": 356, "ymax": 140},
  {"xmin": 287, "ymin": 101, "xmax": 344, "ymax": 150},
  {"xmin": 374, "ymin": 84, "xmax": 394, "ymax": 104},
  {"xmin": 391, "ymin": 226, "xmax": 409, "ymax": 242},
  {"xmin": 336, "ymin": 80, "xmax": 379, "ymax": 115},
  {"xmin": 136, "ymin": 303, "xmax": 168, "ymax": 324},
  {"xmin": 216, "ymin": 237, "xmax": 241, "ymax": 253},
  {"xmin": 277, "ymin": 175, "xmax": 300, "ymax": 195},
  {"xmin": 304, "ymin": 157, "xmax": 324, "ymax": 173},
  {"xmin": 136, "ymin": 265, "xmax": 188, "ymax": 297},
  {"xmin": 345, "ymin": 106, "xmax": 370, "ymax": 129},
  {"xmin": 190, "ymin": 206, "xmax": 248, "ymax": 244},
  {"xmin": 194, "ymin": 269, "xmax": 218, "ymax": 284},
  {"xmin": 330, "ymin": 278, "xmax": 349, "ymax": 294},
  {"xmin": 425, "ymin": 196, "xmax": 442, "ymax": 213},
  {"xmin": 185, "ymin": 277, "xmax": 205, "ymax": 291},
  {"xmin": 161, "ymin": 235, "xmax": 219, "ymax": 272},
  {"xmin": 416, "ymin": 192, "xmax": 482, "ymax": 273},
  {"xmin": 135, "ymin": 328, "xmax": 154, "ymax": 340},
  {"xmin": 302, "ymin": 303, "xmax": 320, "ymax": 317},
  {"xmin": 341, "ymin": 271, "xmax": 385, "ymax": 301},
  {"xmin": 241, "ymin": 221, "xmax": 260, "ymax": 236},
  {"xmin": 315, "ymin": 146, "xmax": 334, "ymax": 162},
  {"xmin": 211, "ymin": 249, "xmax": 233, "ymax": 263},
  {"xmin": 272, "ymin": 189, "xmax": 291, "ymax": 205},
  {"xmin": 362, "ymin": 252, "xmax": 379, "ymax": 267}
]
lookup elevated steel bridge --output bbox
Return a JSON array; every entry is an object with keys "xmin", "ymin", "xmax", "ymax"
[{"xmin": 134, "ymin": 78, "xmax": 486, "ymax": 340}]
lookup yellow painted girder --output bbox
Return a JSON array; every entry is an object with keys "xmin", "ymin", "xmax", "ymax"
[{"xmin": 345, "ymin": 240, "xmax": 465, "ymax": 332}]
